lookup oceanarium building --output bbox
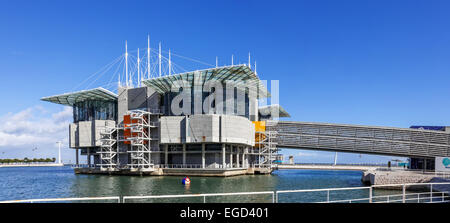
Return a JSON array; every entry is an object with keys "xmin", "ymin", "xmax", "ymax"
[
  {"xmin": 42, "ymin": 40, "xmax": 450, "ymax": 176},
  {"xmin": 42, "ymin": 63, "xmax": 289, "ymax": 176}
]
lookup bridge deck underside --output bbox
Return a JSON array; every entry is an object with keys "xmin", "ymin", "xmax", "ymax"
[{"xmin": 271, "ymin": 121, "xmax": 450, "ymax": 158}]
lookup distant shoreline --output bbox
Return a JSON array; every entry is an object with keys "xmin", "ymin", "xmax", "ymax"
[{"xmin": 0, "ymin": 163, "xmax": 64, "ymax": 168}]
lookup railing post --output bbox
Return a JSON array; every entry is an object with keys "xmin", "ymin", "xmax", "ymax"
[
  {"xmin": 430, "ymin": 184, "xmax": 433, "ymax": 203},
  {"xmin": 203, "ymin": 196, "xmax": 206, "ymax": 203},
  {"xmin": 327, "ymin": 190, "xmax": 330, "ymax": 203},
  {"xmin": 272, "ymin": 192, "xmax": 275, "ymax": 203},
  {"xmin": 275, "ymin": 192, "xmax": 278, "ymax": 203},
  {"xmin": 369, "ymin": 187, "xmax": 372, "ymax": 203},
  {"xmin": 402, "ymin": 184, "xmax": 406, "ymax": 203}
]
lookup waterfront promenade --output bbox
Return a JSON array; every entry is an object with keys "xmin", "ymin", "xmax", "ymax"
[{"xmin": 0, "ymin": 163, "xmax": 64, "ymax": 168}]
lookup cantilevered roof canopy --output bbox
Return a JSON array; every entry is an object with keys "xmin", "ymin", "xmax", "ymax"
[
  {"xmin": 259, "ymin": 104, "xmax": 290, "ymax": 118},
  {"xmin": 142, "ymin": 65, "xmax": 270, "ymax": 99},
  {"xmin": 41, "ymin": 87, "xmax": 118, "ymax": 106}
]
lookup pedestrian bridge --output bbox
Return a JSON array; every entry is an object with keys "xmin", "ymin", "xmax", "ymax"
[{"xmin": 269, "ymin": 121, "xmax": 450, "ymax": 158}]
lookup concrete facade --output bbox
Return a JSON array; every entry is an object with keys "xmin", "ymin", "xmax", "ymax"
[
  {"xmin": 69, "ymin": 120, "xmax": 116, "ymax": 148},
  {"xmin": 160, "ymin": 115, "xmax": 255, "ymax": 145}
]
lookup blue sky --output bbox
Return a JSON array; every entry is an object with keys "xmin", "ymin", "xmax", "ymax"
[{"xmin": 1, "ymin": 0, "xmax": 450, "ymax": 163}]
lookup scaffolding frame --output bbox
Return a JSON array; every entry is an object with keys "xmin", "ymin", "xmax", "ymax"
[
  {"xmin": 98, "ymin": 125, "xmax": 118, "ymax": 170},
  {"xmin": 255, "ymin": 128, "xmax": 279, "ymax": 169},
  {"xmin": 124, "ymin": 110, "xmax": 159, "ymax": 170}
]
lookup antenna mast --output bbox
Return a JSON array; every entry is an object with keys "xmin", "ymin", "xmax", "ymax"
[
  {"xmin": 125, "ymin": 41, "xmax": 128, "ymax": 87},
  {"xmin": 137, "ymin": 48, "xmax": 140, "ymax": 87},
  {"xmin": 248, "ymin": 52, "xmax": 251, "ymax": 69},
  {"xmin": 169, "ymin": 49, "xmax": 171, "ymax": 76},
  {"xmin": 231, "ymin": 54, "xmax": 234, "ymax": 66},
  {"xmin": 147, "ymin": 35, "xmax": 151, "ymax": 79},
  {"xmin": 159, "ymin": 42, "xmax": 162, "ymax": 77},
  {"xmin": 216, "ymin": 56, "xmax": 218, "ymax": 68}
]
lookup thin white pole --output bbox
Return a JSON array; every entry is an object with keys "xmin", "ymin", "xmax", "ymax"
[
  {"xmin": 248, "ymin": 52, "xmax": 251, "ymax": 69},
  {"xmin": 125, "ymin": 41, "xmax": 128, "ymax": 87},
  {"xmin": 254, "ymin": 61, "xmax": 257, "ymax": 75},
  {"xmin": 147, "ymin": 35, "xmax": 151, "ymax": 79},
  {"xmin": 334, "ymin": 152, "xmax": 338, "ymax": 166},
  {"xmin": 169, "ymin": 49, "xmax": 171, "ymax": 76},
  {"xmin": 231, "ymin": 54, "xmax": 234, "ymax": 66},
  {"xmin": 137, "ymin": 48, "xmax": 140, "ymax": 87},
  {"xmin": 56, "ymin": 141, "xmax": 62, "ymax": 164},
  {"xmin": 216, "ymin": 56, "xmax": 218, "ymax": 68},
  {"xmin": 159, "ymin": 42, "xmax": 162, "ymax": 77}
]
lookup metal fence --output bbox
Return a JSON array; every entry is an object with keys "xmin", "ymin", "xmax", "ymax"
[
  {"xmin": 0, "ymin": 196, "xmax": 120, "ymax": 203},
  {"xmin": 1, "ymin": 182, "xmax": 448, "ymax": 203},
  {"xmin": 123, "ymin": 191, "xmax": 275, "ymax": 203}
]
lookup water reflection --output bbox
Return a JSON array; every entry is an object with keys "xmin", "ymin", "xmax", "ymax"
[{"xmin": 1, "ymin": 166, "xmax": 372, "ymax": 202}]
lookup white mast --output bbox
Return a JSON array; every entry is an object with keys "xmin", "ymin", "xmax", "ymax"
[
  {"xmin": 56, "ymin": 141, "xmax": 62, "ymax": 164},
  {"xmin": 125, "ymin": 41, "xmax": 128, "ymax": 87},
  {"xmin": 216, "ymin": 56, "xmax": 218, "ymax": 68},
  {"xmin": 137, "ymin": 48, "xmax": 140, "ymax": 87},
  {"xmin": 334, "ymin": 152, "xmax": 338, "ymax": 166},
  {"xmin": 248, "ymin": 52, "xmax": 251, "ymax": 69},
  {"xmin": 254, "ymin": 61, "xmax": 257, "ymax": 75},
  {"xmin": 168, "ymin": 49, "xmax": 171, "ymax": 76},
  {"xmin": 159, "ymin": 42, "xmax": 162, "ymax": 77},
  {"xmin": 231, "ymin": 54, "xmax": 234, "ymax": 66},
  {"xmin": 147, "ymin": 35, "xmax": 151, "ymax": 79}
]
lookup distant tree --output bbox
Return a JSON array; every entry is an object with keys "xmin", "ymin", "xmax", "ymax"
[
  {"xmin": 52, "ymin": 158, "xmax": 56, "ymax": 163},
  {"xmin": 24, "ymin": 157, "xmax": 29, "ymax": 163}
]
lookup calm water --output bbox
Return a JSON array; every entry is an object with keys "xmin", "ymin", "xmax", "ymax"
[{"xmin": 0, "ymin": 166, "xmax": 376, "ymax": 202}]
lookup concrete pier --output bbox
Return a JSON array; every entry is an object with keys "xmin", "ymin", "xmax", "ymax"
[{"xmin": 361, "ymin": 170, "xmax": 450, "ymax": 186}]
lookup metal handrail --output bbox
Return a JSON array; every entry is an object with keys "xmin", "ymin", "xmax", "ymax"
[
  {"xmin": 123, "ymin": 191, "xmax": 275, "ymax": 203},
  {"xmin": 1, "ymin": 182, "xmax": 448, "ymax": 203},
  {"xmin": 0, "ymin": 196, "xmax": 120, "ymax": 203}
]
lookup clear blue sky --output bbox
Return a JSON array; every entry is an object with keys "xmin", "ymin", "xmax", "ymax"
[{"xmin": 1, "ymin": 0, "xmax": 450, "ymax": 163}]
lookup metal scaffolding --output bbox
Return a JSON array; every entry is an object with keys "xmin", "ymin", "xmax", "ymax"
[
  {"xmin": 98, "ymin": 126, "xmax": 118, "ymax": 170},
  {"xmin": 125, "ymin": 110, "xmax": 159, "ymax": 170},
  {"xmin": 255, "ymin": 122, "xmax": 279, "ymax": 168}
]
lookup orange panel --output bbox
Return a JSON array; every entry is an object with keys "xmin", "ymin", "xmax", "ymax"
[
  {"xmin": 252, "ymin": 121, "xmax": 266, "ymax": 132},
  {"xmin": 124, "ymin": 115, "xmax": 131, "ymax": 124}
]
